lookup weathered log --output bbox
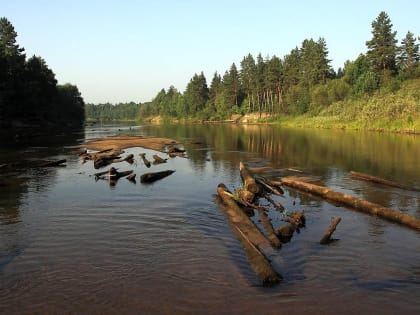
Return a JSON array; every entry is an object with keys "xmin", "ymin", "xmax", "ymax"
[
  {"xmin": 258, "ymin": 209, "xmax": 282, "ymax": 248},
  {"xmin": 126, "ymin": 173, "xmax": 136, "ymax": 182},
  {"xmin": 237, "ymin": 188, "xmax": 255, "ymax": 203},
  {"xmin": 139, "ymin": 153, "xmax": 151, "ymax": 168},
  {"xmin": 112, "ymin": 153, "xmax": 134, "ymax": 163},
  {"xmin": 276, "ymin": 224, "xmax": 296, "ymax": 243},
  {"xmin": 239, "ymin": 162, "xmax": 260, "ymax": 194},
  {"xmin": 281, "ymin": 177, "xmax": 420, "ymax": 231},
  {"xmin": 264, "ymin": 193, "xmax": 285, "ymax": 211},
  {"xmin": 98, "ymin": 167, "xmax": 133, "ymax": 180},
  {"xmin": 217, "ymin": 184, "xmax": 273, "ymax": 253},
  {"xmin": 167, "ymin": 146, "xmax": 185, "ymax": 154},
  {"xmin": 256, "ymin": 177, "xmax": 284, "ymax": 196},
  {"xmin": 350, "ymin": 170, "xmax": 420, "ymax": 192},
  {"xmin": 140, "ymin": 170, "xmax": 175, "ymax": 183},
  {"xmin": 38, "ymin": 159, "xmax": 67, "ymax": 167},
  {"xmin": 214, "ymin": 192, "xmax": 281, "ymax": 285},
  {"xmin": 288, "ymin": 212, "xmax": 306, "ymax": 227},
  {"xmin": 320, "ymin": 217, "xmax": 341, "ymax": 244},
  {"xmin": 152, "ymin": 154, "xmax": 167, "ymax": 164}
]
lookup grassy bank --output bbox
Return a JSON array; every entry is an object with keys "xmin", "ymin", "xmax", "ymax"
[{"xmin": 265, "ymin": 79, "xmax": 420, "ymax": 134}]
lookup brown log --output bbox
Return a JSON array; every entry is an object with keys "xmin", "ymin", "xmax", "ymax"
[
  {"xmin": 214, "ymin": 191, "xmax": 281, "ymax": 285},
  {"xmin": 237, "ymin": 188, "xmax": 255, "ymax": 203},
  {"xmin": 239, "ymin": 162, "xmax": 260, "ymax": 194},
  {"xmin": 217, "ymin": 184, "xmax": 273, "ymax": 253},
  {"xmin": 139, "ymin": 153, "xmax": 151, "ymax": 168},
  {"xmin": 256, "ymin": 177, "xmax": 284, "ymax": 196},
  {"xmin": 320, "ymin": 217, "xmax": 341, "ymax": 244},
  {"xmin": 152, "ymin": 154, "xmax": 167, "ymax": 164},
  {"xmin": 276, "ymin": 224, "xmax": 296, "ymax": 243},
  {"xmin": 350, "ymin": 170, "xmax": 420, "ymax": 192},
  {"xmin": 258, "ymin": 209, "xmax": 282, "ymax": 248},
  {"xmin": 112, "ymin": 153, "xmax": 134, "ymax": 163},
  {"xmin": 140, "ymin": 170, "xmax": 175, "ymax": 183},
  {"xmin": 126, "ymin": 173, "xmax": 136, "ymax": 182},
  {"xmin": 281, "ymin": 177, "xmax": 420, "ymax": 231}
]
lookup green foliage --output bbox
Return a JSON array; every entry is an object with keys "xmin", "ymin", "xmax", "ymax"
[
  {"xmin": 366, "ymin": 11, "xmax": 398, "ymax": 77},
  {"xmin": 397, "ymin": 31, "xmax": 420, "ymax": 78},
  {"xmin": 85, "ymin": 102, "xmax": 140, "ymax": 122}
]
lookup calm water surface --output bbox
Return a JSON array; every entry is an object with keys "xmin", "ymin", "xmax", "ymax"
[{"xmin": 1, "ymin": 124, "xmax": 419, "ymax": 314}]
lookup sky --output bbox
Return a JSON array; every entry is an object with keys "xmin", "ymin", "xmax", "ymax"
[{"xmin": 2, "ymin": 0, "xmax": 420, "ymax": 104}]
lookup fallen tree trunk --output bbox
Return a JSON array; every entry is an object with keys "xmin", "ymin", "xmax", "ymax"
[
  {"xmin": 217, "ymin": 184, "xmax": 273, "ymax": 253},
  {"xmin": 214, "ymin": 190, "xmax": 282, "ymax": 285},
  {"xmin": 239, "ymin": 162, "xmax": 260, "ymax": 194},
  {"xmin": 139, "ymin": 153, "xmax": 151, "ymax": 168},
  {"xmin": 152, "ymin": 154, "xmax": 167, "ymax": 164},
  {"xmin": 258, "ymin": 209, "xmax": 282, "ymax": 248},
  {"xmin": 320, "ymin": 217, "xmax": 341, "ymax": 244},
  {"xmin": 350, "ymin": 170, "xmax": 420, "ymax": 192},
  {"xmin": 140, "ymin": 170, "xmax": 175, "ymax": 183},
  {"xmin": 281, "ymin": 177, "xmax": 420, "ymax": 231}
]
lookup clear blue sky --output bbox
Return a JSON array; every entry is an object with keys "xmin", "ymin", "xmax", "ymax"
[{"xmin": 3, "ymin": 0, "xmax": 420, "ymax": 104}]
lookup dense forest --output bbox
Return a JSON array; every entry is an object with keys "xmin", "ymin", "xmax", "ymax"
[
  {"xmin": 87, "ymin": 11, "xmax": 419, "ymax": 130},
  {"xmin": 0, "ymin": 17, "xmax": 85, "ymax": 128},
  {"xmin": 85, "ymin": 102, "xmax": 142, "ymax": 122}
]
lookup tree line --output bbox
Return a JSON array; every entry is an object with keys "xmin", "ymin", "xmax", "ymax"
[
  {"xmin": 0, "ymin": 17, "xmax": 85, "ymax": 128},
  {"xmin": 137, "ymin": 11, "xmax": 419, "ymax": 121},
  {"xmin": 85, "ymin": 102, "xmax": 142, "ymax": 122}
]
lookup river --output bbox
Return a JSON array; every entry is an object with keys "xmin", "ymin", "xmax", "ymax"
[{"xmin": 1, "ymin": 124, "xmax": 419, "ymax": 314}]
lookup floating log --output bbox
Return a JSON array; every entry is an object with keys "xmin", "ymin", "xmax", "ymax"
[
  {"xmin": 320, "ymin": 217, "xmax": 341, "ymax": 244},
  {"xmin": 217, "ymin": 184, "xmax": 273, "ymax": 253},
  {"xmin": 152, "ymin": 154, "xmax": 167, "ymax": 164},
  {"xmin": 258, "ymin": 209, "xmax": 282, "ymax": 248},
  {"xmin": 112, "ymin": 153, "xmax": 134, "ymax": 164},
  {"xmin": 126, "ymin": 173, "xmax": 136, "ymax": 183},
  {"xmin": 214, "ymin": 195, "xmax": 281, "ymax": 285},
  {"xmin": 167, "ymin": 146, "xmax": 185, "ymax": 154},
  {"xmin": 214, "ymin": 186, "xmax": 281, "ymax": 284},
  {"xmin": 281, "ymin": 177, "xmax": 420, "ymax": 231},
  {"xmin": 276, "ymin": 224, "xmax": 296, "ymax": 243},
  {"xmin": 350, "ymin": 170, "xmax": 420, "ymax": 192},
  {"xmin": 139, "ymin": 153, "xmax": 151, "ymax": 168},
  {"xmin": 239, "ymin": 162, "xmax": 260, "ymax": 194},
  {"xmin": 256, "ymin": 177, "xmax": 284, "ymax": 196},
  {"xmin": 140, "ymin": 170, "xmax": 175, "ymax": 183}
]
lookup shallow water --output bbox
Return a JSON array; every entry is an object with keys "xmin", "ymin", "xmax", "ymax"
[{"xmin": 1, "ymin": 124, "xmax": 419, "ymax": 314}]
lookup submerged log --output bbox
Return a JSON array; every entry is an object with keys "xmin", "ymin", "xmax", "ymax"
[
  {"xmin": 214, "ymin": 195, "xmax": 282, "ymax": 285},
  {"xmin": 217, "ymin": 184, "xmax": 273, "ymax": 253},
  {"xmin": 320, "ymin": 217, "xmax": 341, "ymax": 244},
  {"xmin": 350, "ymin": 170, "xmax": 420, "ymax": 192},
  {"xmin": 126, "ymin": 173, "xmax": 136, "ymax": 183},
  {"xmin": 140, "ymin": 170, "xmax": 175, "ymax": 183},
  {"xmin": 152, "ymin": 154, "xmax": 167, "ymax": 164},
  {"xmin": 281, "ymin": 177, "xmax": 420, "ymax": 231},
  {"xmin": 139, "ymin": 153, "xmax": 151, "ymax": 168},
  {"xmin": 276, "ymin": 224, "xmax": 296, "ymax": 243},
  {"xmin": 239, "ymin": 162, "xmax": 260, "ymax": 194},
  {"xmin": 256, "ymin": 177, "xmax": 284, "ymax": 196},
  {"xmin": 112, "ymin": 153, "xmax": 134, "ymax": 164},
  {"xmin": 258, "ymin": 209, "xmax": 282, "ymax": 248}
]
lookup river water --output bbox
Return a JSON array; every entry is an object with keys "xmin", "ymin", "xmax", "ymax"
[{"xmin": 1, "ymin": 124, "xmax": 419, "ymax": 314}]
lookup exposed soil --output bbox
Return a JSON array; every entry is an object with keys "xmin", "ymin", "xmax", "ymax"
[{"xmin": 83, "ymin": 135, "xmax": 178, "ymax": 152}]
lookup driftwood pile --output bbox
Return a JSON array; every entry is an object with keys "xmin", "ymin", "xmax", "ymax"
[
  {"xmin": 215, "ymin": 163, "xmax": 420, "ymax": 286},
  {"xmin": 78, "ymin": 141, "xmax": 186, "ymax": 186}
]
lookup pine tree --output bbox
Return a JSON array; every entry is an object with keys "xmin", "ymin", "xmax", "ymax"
[
  {"xmin": 397, "ymin": 31, "xmax": 419, "ymax": 77},
  {"xmin": 366, "ymin": 11, "xmax": 398, "ymax": 77}
]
